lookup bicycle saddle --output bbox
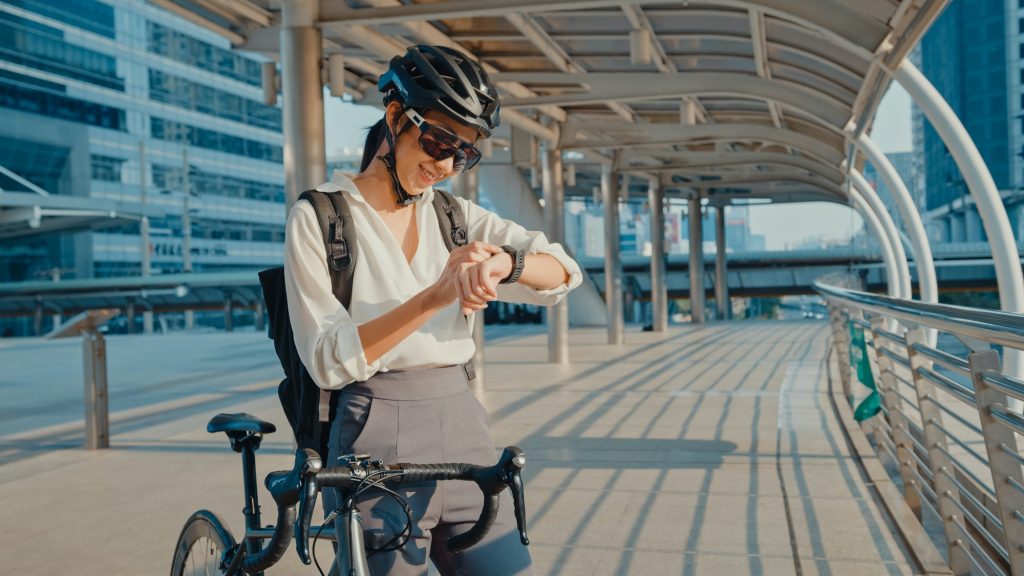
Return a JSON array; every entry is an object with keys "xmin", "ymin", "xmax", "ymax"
[{"xmin": 207, "ymin": 413, "xmax": 276, "ymax": 435}]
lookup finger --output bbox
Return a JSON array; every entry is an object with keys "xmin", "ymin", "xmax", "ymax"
[
  {"xmin": 470, "ymin": 265, "xmax": 492, "ymax": 301},
  {"xmin": 460, "ymin": 267, "xmax": 485, "ymax": 305},
  {"xmin": 476, "ymin": 263, "xmax": 498, "ymax": 299}
]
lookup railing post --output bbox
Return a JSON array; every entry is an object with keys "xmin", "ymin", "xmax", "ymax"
[
  {"xmin": 828, "ymin": 305, "xmax": 853, "ymax": 406},
  {"xmin": 83, "ymin": 330, "xmax": 110, "ymax": 449},
  {"xmin": 969, "ymin": 350, "xmax": 1024, "ymax": 573},
  {"xmin": 867, "ymin": 316, "xmax": 922, "ymax": 519},
  {"xmin": 906, "ymin": 328, "xmax": 973, "ymax": 574}
]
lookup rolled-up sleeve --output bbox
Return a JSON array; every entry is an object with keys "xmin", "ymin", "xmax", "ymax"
[
  {"xmin": 458, "ymin": 197, "xmax": 583, "ymax": 306},
  {"xmin": 284, "ymin": 201, "xmax": 379, "ymax": 389}
]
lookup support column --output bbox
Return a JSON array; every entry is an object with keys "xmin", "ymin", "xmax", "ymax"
[
  {"xmin": 33, "ymin": 296, "xmax": 43, "ymax": 336},
  {"xmin": 857, "ymin": 134, "xmax": 937, "ymax": 304},
  {"xmin": 649, "ymin": 180, "xmax": 668, "ymax": 331},
  {"xmin": 139, "ymin": 140, "xmax": 153, "ymax": 334},
  {"xmin": 542, "ymin": 142, "xmax": 569, "ymax": 363},
  {"xmin": 603, "ymin": 162, "xmax": 624, "ymax": 344},
  {"xmin": 83, "ymin": 331, "xmax": 109, "ymax": 450},
  {"xmin": 126, "ymin": 299, "xmax": 136, "ymax": 335},
  {"xmin": 851, "ymin": 170, "xmax": 911, "ymax": 299},
  {"xmin": 714, "ymin": 204, "xmax": 729, "ymax": 320},
  {"xmin": 224, "ymin": 295, "xmax": 234, "ymax": 333},
  {"xmin": 281, "ymin": 0, "xmax": 326, "ymax": 210},
  {"xmin": 687, "ymin": 194, "xmax": 704, "ymax": 325},
  {"xmin": 463, "ymin": 169, "xmax": 486, "ymax": 383},
  {"xmin": 254, "ymin": 299, "xmax": 265, "ymax": 332},
  {"xmin": 891, "ymin": 60, "xmax": 1024, "ymax": 380}
]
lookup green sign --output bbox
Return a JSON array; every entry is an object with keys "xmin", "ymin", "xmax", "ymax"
[{"xmin": 849, "ymin": 321, "xmax": 881, "ymax": 421}]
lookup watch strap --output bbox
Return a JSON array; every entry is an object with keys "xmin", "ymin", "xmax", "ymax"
[{"xmin": 499, "ymin": 245, "xmax": 526, "ymax": 284}]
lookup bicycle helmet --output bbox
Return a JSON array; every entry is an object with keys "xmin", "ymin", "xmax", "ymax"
[
  {"xmin": 374, "ymin": 45, "xmax": 500, "ymax": 206},
  {"xmin": 379, "ymin": 45, "xmax": 500, "ymax": 136}
]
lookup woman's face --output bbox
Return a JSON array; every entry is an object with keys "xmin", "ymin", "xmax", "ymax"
[{"xmin": 385, "ymin": 103, "xmax": 479, "ymax": 196}]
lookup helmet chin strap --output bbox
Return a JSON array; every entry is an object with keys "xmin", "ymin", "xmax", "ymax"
[{"xmin": 377, "ymin": 114, "xmax": 423, "ymax": 208}]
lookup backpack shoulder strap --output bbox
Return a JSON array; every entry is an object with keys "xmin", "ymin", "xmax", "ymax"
[
  {"xmin": 297, "ymin": 189, "xmax": 355, "ymax": 424},
  {"xmin": 431, "ymin": 189, "xmax": 469, "ymax": 251},
  {"xmin": 297, "ymin": 189, "xmax": 357, "ymax": 309}
]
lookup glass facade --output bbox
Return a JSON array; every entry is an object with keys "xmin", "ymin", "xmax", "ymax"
[
  {"xmin": 0, "ymin": 0, "xmax": 286, "ymax": 333},
  {"xmin": 919, "ymin": 0, "xmax": 1011, "ymax": 211}
]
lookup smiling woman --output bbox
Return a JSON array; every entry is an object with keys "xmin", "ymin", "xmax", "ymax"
[{"xmin": 284, "ymin": 45, "xmax": 581, "ymax": 576}]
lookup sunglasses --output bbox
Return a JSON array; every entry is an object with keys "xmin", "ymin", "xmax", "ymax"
[{"xmin": 402, "ymin": 109, "xmax": 482, "ymax": 173}]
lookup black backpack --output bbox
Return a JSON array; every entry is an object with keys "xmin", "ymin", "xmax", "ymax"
[{"xmin": 259, "ymin": 187, "xmax": 470, "ymax": 458}]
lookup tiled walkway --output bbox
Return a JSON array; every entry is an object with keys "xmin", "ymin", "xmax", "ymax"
[{"xmin": 0, "ymin": 321, "xmax": 923, "ymax": 575}]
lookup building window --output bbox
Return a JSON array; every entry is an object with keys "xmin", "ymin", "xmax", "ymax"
[
  {"xmin": 148, "ymin": 70, "xmax": 281, "ymax": 131},
  {"xmin": 90, "ymin": 155, "xmax": 123, "ymax": 182},
  {"xmin": 0, "ymin": 70, "xmax": 126, "ymax": 130},
  {"xmin": 146, "ymin": 22, "xmax": 263, "ymax": 87}
]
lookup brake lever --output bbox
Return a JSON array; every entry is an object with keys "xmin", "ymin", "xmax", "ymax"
[
  {"xmin": 294, "ymin": 451, "xmax": 323, "ymax": 565},
  {"xmin": 502, "ymin": 446, "xmax": 529, "ymax": 546}
]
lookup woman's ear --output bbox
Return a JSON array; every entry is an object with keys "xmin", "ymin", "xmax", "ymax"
[{"xmin": 384, "ymin": 101, "xmax": 403, "ymax": 133}]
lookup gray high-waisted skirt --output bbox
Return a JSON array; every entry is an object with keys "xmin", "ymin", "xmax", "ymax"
[{"xmin": 324, "ymin": 365, "xmax": 533, "ymax": 576}]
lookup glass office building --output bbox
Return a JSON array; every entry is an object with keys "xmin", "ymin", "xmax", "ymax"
[
  {"xmin": 0, "ymin": 0, "xmax": 285, "ymax": 284},
  {"xmin": 913, "ymin": 0, "xmax": 1018, "ymax": 242}
]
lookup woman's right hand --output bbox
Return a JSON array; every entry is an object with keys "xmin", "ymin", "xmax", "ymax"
[{"xmin": 431, "ymin": 242, "xmax": 503, "ymax": 314}]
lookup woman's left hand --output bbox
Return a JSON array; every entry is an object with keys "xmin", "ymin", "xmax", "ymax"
[{"xmin": 458, "ymin": 252, "xmax": 513, "ymax": 314}]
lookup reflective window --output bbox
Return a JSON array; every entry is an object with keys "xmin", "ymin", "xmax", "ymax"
[
  {"xmin": 150, "ymin": 118, "xmax": 282, "ymax": 163},
  {"xmin": 146, "ymin": 22, "xmax": 263, "ymax": 86},
  {"xmin": 6, "ymin": 0, "xmax": 114, "ymax": 39},
  {"xmin": 90, "ymin": 155, "xmax": 124, "ymax": 182},
  {"xmin": 0, "ymin": 70, "xmax": 125, "ymax": 130},
  {"xmin": 0, "ymin": 12, "xmax": 123, "ymax": 91}
]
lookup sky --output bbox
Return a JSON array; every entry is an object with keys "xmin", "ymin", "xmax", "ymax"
[{"xmin": 325, "ymin": 85, "xmax": 916, "ymax": 251}]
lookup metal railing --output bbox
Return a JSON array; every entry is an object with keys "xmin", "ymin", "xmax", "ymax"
[{"xmin": 817, "ymin": 282, "xmax": 1024, "ymax": 575}]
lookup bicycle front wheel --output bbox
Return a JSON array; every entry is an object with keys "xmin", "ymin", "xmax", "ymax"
[{"xmin": 170, "ymin": 510, "xmax": 238, "ymax": 576}]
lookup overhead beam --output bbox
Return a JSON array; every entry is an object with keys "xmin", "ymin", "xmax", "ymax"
[
  {"xmin": 494, "ymin": 72, "xmax": 849, "ymax": 128},
  {"xmin": 318, "ymin": 0, "xmax": 889, "ymax": 54},
  {"xmin": 504, "ymin": 12, "xmax": 635, "ymax": 122},
  {"xmin": 621, "ymin": 159, "xmax": 845, "ymax": 185},
  {"xmin": 558, "ymin": 123, "xmax": 845, "ymax": 165}
]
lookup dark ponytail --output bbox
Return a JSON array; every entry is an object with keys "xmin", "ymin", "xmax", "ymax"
[{"xmin": 360, "ymin": 118, "xmax": 386, "ymax": 172}]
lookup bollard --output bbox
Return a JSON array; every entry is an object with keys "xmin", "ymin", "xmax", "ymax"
[{"xmin": 82, "ymin": 330, "xmax": 109, "ymax": 449}]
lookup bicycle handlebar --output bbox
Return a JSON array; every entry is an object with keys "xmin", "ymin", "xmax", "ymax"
[{"xmin": 239, "ymin": 446, "xmax": 528, "ymax": 574}]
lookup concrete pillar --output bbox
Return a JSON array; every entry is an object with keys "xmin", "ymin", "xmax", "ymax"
[
  {"xmin": 965, "ymin": 206, "xmax": 985, "ymax": 242},
  {"xmin": 254, "ymin": 299, "xmax": 265, "ymax": 332},
  {"xmin": 224, "ymin": 295, "xmax": 234, "ymax": 333},
  {"xmin": 688, "ymin": 195, "xmax": 704, "ymax": 325},
  {"xmin": 280, "ymin": 0, "xmax": 326, "ymax": 210},
  {"xmin": 34, "ymin": 296, "xmax": 43, "ymax": 336},
  {"xmin": 463, "ymin": 168, "xmax": 486, "ymax": 383},
  {"xmin": 542, "ymin": 143, "xmax": 569, "ymax": 363},
  {"xmin": 603, "ymin": 162, "xmax": 624, "ymax": 344},
  {"xmin": 126, "ymin": 300, "xmax": 136, "ymax": 335},
  {"xmin": 714, "ymin": 205, "xmax": 729, "ymax": 320},
  {"xmin": 83, "ymin": 331, "xmax": 109, "ymax": 449},
  {"xmin": 649, "ymin": 180, "xmax": 668, "ymax": 331}
]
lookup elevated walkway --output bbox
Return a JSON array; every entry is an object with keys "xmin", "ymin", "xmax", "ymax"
[{"xmin": 0, "ymin": 322, "xmax": 927, "ymax": 574}]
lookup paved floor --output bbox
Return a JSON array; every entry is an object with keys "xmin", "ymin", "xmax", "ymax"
[{"xmin": 0, "ymin": 320, "xmax": 921, "ymax": 575}]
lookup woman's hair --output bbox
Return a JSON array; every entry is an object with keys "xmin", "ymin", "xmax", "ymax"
[{"xmin": 359, "ymin": 118, "xmax": 386, "ymax": 172}]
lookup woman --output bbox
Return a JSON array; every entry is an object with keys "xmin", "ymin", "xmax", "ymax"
[{"xmin": 284, "ymin": 45, "xmax": 581, "ymax": 575}]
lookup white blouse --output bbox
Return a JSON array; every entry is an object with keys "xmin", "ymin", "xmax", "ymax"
[{"xmin": 284, "ymin": 170, "xmax": 583, "ymax": 390}]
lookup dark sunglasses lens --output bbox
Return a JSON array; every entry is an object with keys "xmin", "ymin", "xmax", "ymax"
[{"xmin": 417, "ymin": 122, "xmax": 482, "ymax": 171}]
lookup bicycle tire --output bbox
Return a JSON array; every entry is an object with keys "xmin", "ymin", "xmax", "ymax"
[{"xmin": 170, "ymin": 510, "xmax": 238, "ymax": 576}]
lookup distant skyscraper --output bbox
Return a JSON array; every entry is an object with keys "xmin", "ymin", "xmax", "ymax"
[
  {"xmin": 0, "ymin": 0, "xmax": 285, "ymax": 284},
  {"xmin": 863, "ymin": 151, "xmax": 916, "ymax": 231},
  {"xmin": 912, "ymin": 0, "xmax": 1017, "ymax": 241}
]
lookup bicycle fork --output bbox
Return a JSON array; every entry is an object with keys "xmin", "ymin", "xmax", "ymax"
[{"xmin": 332, "ymin": 506, "xmax": 370, "ymax": 576}]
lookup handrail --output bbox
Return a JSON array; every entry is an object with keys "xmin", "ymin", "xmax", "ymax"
[
  {"xmin": 815, "ymin": 281, "xmax": 1024, "ymax": 351},
  {"xmin": 817, "ymin": 280, "xmax": 1024, "ymax": 575}
]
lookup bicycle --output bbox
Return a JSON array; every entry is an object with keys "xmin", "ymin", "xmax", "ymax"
[{"xmin": 170, "ymin": 412, "xmax": 530, "ymax": 576}]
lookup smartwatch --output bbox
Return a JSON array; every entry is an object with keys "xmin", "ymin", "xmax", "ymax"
[{"xmin": 499, "ymin": 245, "xmax": 526, "ymax": 284}]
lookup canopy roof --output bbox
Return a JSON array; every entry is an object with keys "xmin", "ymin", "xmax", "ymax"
[{"xmin": 158, "ymin": 0, "xmax": 949, "ymax": 205}]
